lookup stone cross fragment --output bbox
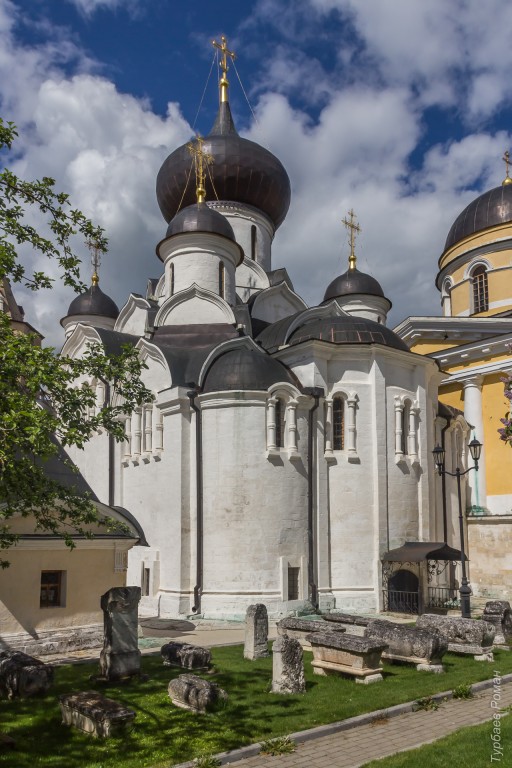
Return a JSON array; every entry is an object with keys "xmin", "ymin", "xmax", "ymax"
[
  {"xmin": 271, "ymin": 634, "xmax": 306, "ymax": 694},
  {"xmin": 244, "ymin": 603, "xmax": 269, "ymax": 659},
  {"xmin": 99, "ymin": 586, "xmax": 141, "ymax": 680},
  {"xmin": 483, "ymin": 600, "xmax": 512, "ymax": 647}
]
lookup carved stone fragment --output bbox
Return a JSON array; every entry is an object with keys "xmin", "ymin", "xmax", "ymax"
[
  {"xmin": 161, "ymin": 641, "xmax": 211, "ymax": 670},
  {"xmin": 0, "ymin": 650, "xmax": 54, "ymax": 699},
  {"xmin": 244, "ymin": 603, "xmax": 269, "ymax": 659},
  {"xmin": 167, "ymin": 674, "xmax": 228, "ymax": 713},
  {"xmin": 271, "ymin": 634, "xmax": 305, "ymax": 694}
]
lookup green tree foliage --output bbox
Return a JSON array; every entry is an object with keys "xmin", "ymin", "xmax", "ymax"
[{"xmin": 0, "ymin": 118, "xmax": 152, "ymax": 566}]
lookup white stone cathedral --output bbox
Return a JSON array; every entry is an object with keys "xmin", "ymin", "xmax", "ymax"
[{"xmin": 61, "ymin": 43, "xmax": 453, "ymax": 621}]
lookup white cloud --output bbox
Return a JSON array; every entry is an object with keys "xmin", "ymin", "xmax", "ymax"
[{"xmin": 66, "ymin": 0, "xmax": 140, "ymax": 16}]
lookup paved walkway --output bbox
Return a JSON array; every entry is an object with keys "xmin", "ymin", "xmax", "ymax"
[{"xmin": 194, "ymin": 677, "xmax": 512, "ymax": 768}]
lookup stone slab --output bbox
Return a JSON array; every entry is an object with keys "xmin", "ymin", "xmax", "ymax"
[
  {"xmin": 59, "ymin": 690, "xmax": 135, "ymax": 738},
  {"xmin": 161, "ymin": 642, "xmax": 212, "ymax": 670},
  {"xmin": 0, "ymin": 650, "xmax": 54, "ymax": 699}
]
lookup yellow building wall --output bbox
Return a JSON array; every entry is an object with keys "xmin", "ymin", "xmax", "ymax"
[
  {"xmin": 439, "ymin": 223, "xmax": 512, "ymax": 271},
  {"xmin": 482, "ymin": 373, "xmax": 512, "ymax": 496},
  {"xmin": 468, "ymin": 519, "xmax": 512, "ymax": 598},
  {"xmin": 0, "ymin": 546, "xmax": 126, "ymax": 636},
  {"xmin": 409, "ymin": 340, "xmax": 460, "ymax": 355},
  {"xmin": 438, "ymin": 383, "xmax": 463, "ymax": 412}
]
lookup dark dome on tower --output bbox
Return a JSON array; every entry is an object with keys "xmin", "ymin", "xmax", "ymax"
[
  {"xmin": 66, "ymin": 284, "xmax": 119, "ymax": 319},
  {"xmin": 323, "ymin": 267, "xmax": 385, "ymax": 303},
  {"xmin": 444, "ymin": 183, "xmax": 512, "ymax": 251},
  {"xmin": 156, "ymin": 102, "xmax": 291, "ymax": 229},
  {"xmin": 165, "ymin": 201, "xmax": 236, "ymax": 241}
]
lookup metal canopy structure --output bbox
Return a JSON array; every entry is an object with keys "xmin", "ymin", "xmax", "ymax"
[{"xmin": 382, "ymin": 541, "xmax": 463, "ymax": 563}]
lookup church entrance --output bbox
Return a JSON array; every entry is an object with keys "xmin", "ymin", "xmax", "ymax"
[{"xmin": 386, "ymin": 569, "xmax": 419, "ymax": 614}]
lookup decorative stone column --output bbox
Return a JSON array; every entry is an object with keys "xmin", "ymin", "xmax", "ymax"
[
  {"xmin": 394, "ymin": 397, "xmax": 404, "ymax": 457},
  {"xmin": 287, "ymin": 400, "xmax": 298, "ymax": 455},
  {"xmin": 144, "ymin": 405, "xmax": 153, "ymax": 453},
  {"xmin": 123, "ymin": 416, "xmax": 132, "ymax": 462},
  {"xmin": 324, "ymin": 399, "xmax": 333, "ymax": 456},
  {"xmin": 408, "ymin": 404, "xmax": 419, "ymax": 463},
  {"xmin": 154, "ymin": 410, "xmax": 164, "ymax": 453},
  {"xmin": 267, "ymin": 398, "xmax": 277, "ymax": 451},
  {"xmin": 132, "ymin": 407, "xmax": 142, "ymax": 459},
  {"xmin": 346, "ymin": 393, "xmax": 359, "ymax": 460},
  {"xmin": 462, "ymin": 375, "xmax": 487, "ymax": 511}
]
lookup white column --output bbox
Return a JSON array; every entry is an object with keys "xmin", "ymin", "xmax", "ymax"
[
  {"xmin": 394, "ymin": 398, "xmax": 403, "ymax": 456},
  {"xmin": 287, "ymin": 401, "xmax": 298, "ymax": 454},
  {"xmin": 408, "ymin": 405, "xmax": 419, "ymax": 462},
  {"xmin": 324, "ymin": 399, "xmax": 333, "ymax": 456},
  {"xmin": 463, "ymin": 375, "xmax": 486, "ymax": 509},
  {"xmin": 123, "ymin": 416, "xmax": 132, "ymax": 461},
  {"xmin": 346, "ymin": 394, "xmax": 359, "ymax": 457},
  {"xmin": 267, "ymin": 398, "xmax": 277, "ymax": 450},
  {"xmin": 132, "ymin": 407, "xmax": 142, "ymax": 457},
  {"xmin": 144, "ymin": 406, "xmax": 153, "ymax": 453}
]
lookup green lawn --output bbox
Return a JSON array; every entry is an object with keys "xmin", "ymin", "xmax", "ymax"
[
  {"xmin": 362, "ymin": 710, "xmax": 512, "ymax": 767},
  {"xmin": 1, "ymin": 646, "xmax": 511, "ymax": 768}
]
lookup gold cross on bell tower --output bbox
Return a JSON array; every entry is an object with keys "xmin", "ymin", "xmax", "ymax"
[
  {"xmin": 342, "ymin": 209, "xmax": 361, "ymax": 270},
  {"xmin": 187, "ymin": 135, "xmax": 214, "ymax": 203},
  {"xmin": 503, "ymin": 151, "xmax": 512, "ymax": 186},
  {"xmin": 88, "ymin": 240, "xmax": 102, "ymax": 286},
  {"xmin": 212, "ymin": 35, "xmax": 236, "ymax": 104}
]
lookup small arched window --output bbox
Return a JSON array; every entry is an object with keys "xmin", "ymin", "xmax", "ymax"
[
  {"xmin": 170, "ymin": 263, "xmax": 175, "ymax": 296},
  {"xmin": 333, "ymin": 396, "xmax": 344, "ymax": 450},
  {"xmin": 219, "ymin": 262, "xmax": 225, "ymax": 299},
  {"xmin": 401, "ymin": 401, "xmax": 411, "ymax": 455},
  {"xmin": 275, "ymin": 398, "xmax": 286, "ymax": 448},
  {"xmin": 472, "ymin": 265, "xmax": 488, "ymax": 313},
  {"xmin": 442, "ymin": 279, "xmax": 452, "ymax": 317},
  {"xmin": 251, "ymin": 225, "xmax": 257, "ymax": 261}
]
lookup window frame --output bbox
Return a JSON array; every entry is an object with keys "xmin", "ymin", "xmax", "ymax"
[{"xmin": 40, "ymin": 570, "xmax": 65, "ymax": 608}]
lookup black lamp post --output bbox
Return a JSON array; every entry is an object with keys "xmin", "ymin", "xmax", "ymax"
[{"xmin": 432, "ymin": 437, "xmax": 482, "ymax": 619}]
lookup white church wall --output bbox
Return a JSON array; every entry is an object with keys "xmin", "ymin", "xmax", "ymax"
[
  {"xmin": 198, "ymin": 392, "xmax": 309, "ymax": 619},
  {"xmin": 210, "ymin": 202, "xmax": 274, "ymax": 272}
]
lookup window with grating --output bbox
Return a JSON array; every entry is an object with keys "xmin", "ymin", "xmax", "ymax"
[
  {"xmin": 170, "ymin": 263, "xmax": 175, "ymax": 296},
  {"xmin": 251, "ymin": 225, "xmax": 257, "ymax": 260},
  {"xmin": 219, "ymin": 262, "xmax": 225, "ymax": 298},
  {"xmin": 472, "ymin": 266, "xmax": 489, "ymax": 313},
  {"xmin": 40, "ymin": 571, "xmax": 64, "ymax": 608},
  {"xmin": 333, "ymin": 397, "xmax": 344, "ymax": 450},
  {"xmin": 288, "ymin": 566, "xmax": 300, "ymax": 600},
  {"xmin": 401, "ymin": 402, "xmax": 410, "ymax": 455},
  {"xmin": 275, "ymin": 398, "xmax": 286, "ymax": 448}
]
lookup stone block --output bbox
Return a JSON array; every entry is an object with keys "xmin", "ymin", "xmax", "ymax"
[
  {"xmin": 271, "ymin": 634, "xmax": 305, "ymax": 694},
  {"xmin": 161, "ymin": 642, "xmax": 211, "ymax": 670},
  {"xmin": 59, "ymin": 690, "xmax": 136, "ymax": 738},
  {"xmin": 0, "ymin": 651, "xmax": 54, "ymax": 699},
  {"xmin": 417, "ymin": 614, "xmax": 496, "ymax": 660},
  {"xmin": 483, "ymin": 601, "xmax": 512, "ymax": 647},
  {"xmin": 323, "ymin": 612, "xmax": 370, "ymax": 636},
  {"xmin": 277, "ymin": 618, "xmax": 346, "ymax": 649},
  {"xmin": 308, "ymin": 632, "xmax": 387, "ymax": 683},
  {"xmin": 168, "ymin": 674, "xmax": 228, "ymax": 713},
  {"xmin": 99, "ymin": 586, "xmax": 141, "ymax": 680},
  {"xmin": 365, "ymin": 619, "xmax": 447, "ymax": 672},
  {"xmin": 244, "ymin": 603, "xmax": 269, "ymax": 659}
]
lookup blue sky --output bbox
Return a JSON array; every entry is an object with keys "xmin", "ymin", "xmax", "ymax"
[{"xmin": 3, "ymin": 0, "xmax": 512, "ymax": 343}]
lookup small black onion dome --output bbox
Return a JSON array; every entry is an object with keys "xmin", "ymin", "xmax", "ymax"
[
  {"xmin": 166, "ymin": 202, "xmax": 236, "ymax": 240},
  {"xmin": 66, "ymin": 284, "xmax": 119, "ymax": 318},
  {"xmin": 156, "ymin": 102, "xmax": 291, "ymax": 229},
  {"xmin": 202, "ymin": 346, "xmax": 296, "ymax": 393},
  {"xmin": 288, "ymin": 315, "xmax": 409, "ymax": 352},
  {"xmin": 444, "ymin": 183, "xmax": 512, "ymax": 251},
  {"xmin": 323, "ymin": 267, "xmax": 385, "ymax": 302}
]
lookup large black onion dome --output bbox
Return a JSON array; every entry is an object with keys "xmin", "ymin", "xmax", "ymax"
[
  {"xmin": 444, "ymin": 184, "xmax": 512, "ymax": 251},
  {"xmin": 66, "ymin": 284, "xmax": 119, "ymax": 319},
  {"xmin": 202, "ymin": 346, "xmax": 296, "ymax": 393},
  {"xmin": 166, "ymin": 202, "xmax": 235, "ymax": 240},
  {"xmin": 156, "ymin": 102, "xmax": 291, "ymax": 229},
  {"xmin": 323, "ymin": 267, "xmax": 385, "ymax": 302},
  {"xmin": 288, "ymin": 315, "xmax": 408, "ymax": 351}
]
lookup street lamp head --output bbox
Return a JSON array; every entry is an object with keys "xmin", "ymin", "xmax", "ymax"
[
  {"xmin": 432, "ymin": 444, "xmax": 445, "ymax": 474},
  {"xmin": 468, "ymin": 437, "xmax": 482, "ymax": 469}
]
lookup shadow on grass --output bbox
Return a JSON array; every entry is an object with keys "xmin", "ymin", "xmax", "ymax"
[{"xmin": 1, "ymin": 645, "xmax": 510, "ymax": 768}]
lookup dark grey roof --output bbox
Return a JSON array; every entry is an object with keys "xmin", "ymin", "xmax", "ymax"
[
  {"xmin": 165, "ymin": 202, "xmax": 236, "ymax": 241},
  {"xmin": 323, "ymin": 268, "xmax": 386, "ymax": 302},
  {"xmin": 66, "ymin": 285, "xmax": 119, "ymax": 319},
  {"xmin": 257, "ymin": 311, "xmax": 409, "ymax": 353},
  {"xmin": 94, "ymin": 329, "xmax": 140, "ymax": 355},
  {"xmin": 202, "ymin": 346, "xmax": 298, "ymax": 393},
  {"xmin": 268, "ymin": 268, "xmax": 295, "ymax": 290},
  {"xmin": 156, "ymin": 101, "xmax": 291, "ymax": 229},
  {"xmin": 382, "ymin": 542, "xmax": 463, "ymax": 563},
  {"xmin": 444, "ymin": 183, "xmax": 512, "ymax": 251}
]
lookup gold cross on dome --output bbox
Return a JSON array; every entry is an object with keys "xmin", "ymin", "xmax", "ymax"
[
  {"xmin": 88, "ymin": 240, "xmax": 102, "ymax": 286},
  {"xmin": 342, "ymin": 209, "xmax": 361, "ymax": 270},
  {"xmin": 503, "ymin": 151, "xmax": 512, "ymax": 185},
  {"xmin": 212, "ymin": 35, "xmax": 236, "ymax": 103},
  {"xmin": 187, "ymin": 134, "xmax": 214, "ymax": 204}
]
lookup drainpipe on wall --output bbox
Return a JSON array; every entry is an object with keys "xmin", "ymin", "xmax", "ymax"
[
  {"xmin": 187, "ymin": 386, "xmax": 203, "ymax": 615},
  {"xmin": 440, "ymin": 419, "xmax": 450, "ymax": 543},
  {"xmin": 304, "ymin": 386, "xmax": 324, "ymax": 612}
]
